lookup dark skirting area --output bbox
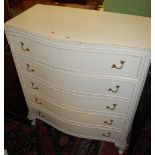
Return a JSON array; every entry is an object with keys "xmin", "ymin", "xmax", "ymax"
[{"xmin": 5, "ymin": 116, "xmax": 101, "ymax": 155}]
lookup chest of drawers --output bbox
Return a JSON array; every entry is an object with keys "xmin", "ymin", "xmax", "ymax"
[{"xmin": 5, "ymin": 4, "xmax": 150, "ymax": 154}]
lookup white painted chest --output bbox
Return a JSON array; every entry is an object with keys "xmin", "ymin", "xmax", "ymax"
[{"xmin": 5, "ymin": 4, "xmax": 150, "ymax": 154}]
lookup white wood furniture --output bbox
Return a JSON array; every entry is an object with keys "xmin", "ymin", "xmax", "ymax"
[{"xmin": 5, "ymin": 4, "xmax": 150, "ymax": 154}]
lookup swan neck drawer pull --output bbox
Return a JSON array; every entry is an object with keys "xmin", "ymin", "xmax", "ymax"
[
  {"xmin": 31, "ymin": 82, "xmax": 39, "ymax": 90},
  {"xmin": 111, "ymin": 61, "xmax": 125, "ymax": 69},
  {"xmin": 108, "ymin": 85, "xmax": 120, "ymax": 93},
  {"xmin": 104, "ymin": 120, "xmax": 114, "ymax": 125},
  {"xmin": 106, "ymin": 104, "xmax": 117, "ymax": 110},
  {"xmin": 35, "ymin": 98, "xmax": 42, "ymax": 104},
  {"xmin": 20, "ymin": 42, "xmax": 30, "ymax": 52},
  {"xmin": 39, "ymin": 112, "xmax": 45, "ymax": 118},
  {"xmin": 102, "ymin": 132, "xmax": 111, "ymax": 137},
  {"xmin": 26, "ymin": 64, "xmax": 34, "ymax": 72}
]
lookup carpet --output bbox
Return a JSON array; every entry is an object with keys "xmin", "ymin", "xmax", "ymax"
[{"xmin": 4, "ymin": 117, "xmax": 101, "ymax": 155}]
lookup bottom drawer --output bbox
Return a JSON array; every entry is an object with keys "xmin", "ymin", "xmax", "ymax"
[{"xmin": 29, "ymin": 106, "xmax": 122, "ymax": 142}]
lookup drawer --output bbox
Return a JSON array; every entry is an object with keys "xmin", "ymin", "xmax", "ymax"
[
  {"xmin": 22, "ymin": 75, "xmax": 129, "ymax": 116},
  {"xmin": 9, "ymin": 35, "xmax": 141, "ymax": 77},
  {"xmin": 16, "ymin": 56, "xmax": 135, "ymax": 99},
  {"xmin": 30, "ymin": 106, "xmax": 122, "ymax": 141},
  {"xmin": 26, "ymin": 90, "xmax": 126, "ymax": 129}
]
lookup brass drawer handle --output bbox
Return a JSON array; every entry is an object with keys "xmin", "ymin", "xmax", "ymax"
[
  {"xmin": 104, "ymin": 120, "xmax": 114, "ymax": 125},
  {"xmin": 26, "ymin": 64, "xmax": 34, "ymax": 72},
  {"xmin": 31, "ymin": 82, "xmax": 39, "ymax": 90},
  {"xmin": 35, "ymin": 98, "xmax": 42, "ymax": 104},
  {"xmin": 20, "ymin": 42, "xmax": 30, "ymax": 52},
  {"xmin": 108, "ymin": 85, "xmax": 120, "ymax": 93},
  {"xmin": 111, "ymin": 61, "xmax": 125, "ymax": 69},
  {"xmin": 39, "ymin": 111, "xmax": 45, "ymax": 118},
  {"xmin": 106, "ymin": 104, "xmax": 117, "ymax": 110},
  {"xmin": 102, "ymin": 132, "xmax": 111, "ymax": 137}
]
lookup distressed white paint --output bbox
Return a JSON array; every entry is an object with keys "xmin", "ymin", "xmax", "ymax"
[
  {"xmin": 5, "ymin": 4, "xmax": 150, "ymax": 49},
  {"xmin": 5, "ymin": 4, "xmax": 150, "ymax": 154}
]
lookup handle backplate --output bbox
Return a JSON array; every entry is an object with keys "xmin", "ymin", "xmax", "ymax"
[
  {"xmin": 108, "ymin": 85, "xmax": 120, "ymax": 93},
  {"xmin": 111, "ymin": 61, "xmax": 125, "ymax": 69},
  {"xmin": 26, "ymin": 64, "xmax": 34, "ymax": 72},
  {"xmin": 31, "ymin": 82, "xmax": 39, "ymax": 90},
  {"xmin": 104, "ymin": 120, "xmax": 114, "ymax": 125},
  {"xmin": 35, "ymin": 98, "xmax": 42, "ymax": 104},
  {"xmin": 20, "ymin": 42, "xmax": 30, "ymax": 52},
  {"xmin": 39, "ymin": 112, "xmax": 45, "ymax": 118},
  {"xmin": 102, "ymin": 132, "xmax": 111, "ymax": 137},
  {"xmin": 106, "ymin": 104, "xmax": 117, "ymax": 110}
]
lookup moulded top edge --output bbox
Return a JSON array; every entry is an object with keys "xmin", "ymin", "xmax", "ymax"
[{"xmin": 5, "ymin": 4, "xmax": 151, "ymax": 49}]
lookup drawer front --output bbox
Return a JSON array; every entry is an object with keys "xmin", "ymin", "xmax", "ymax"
[
  {"xmin": 10, "ymin": 35, "xmax": 141, "ymax": 77},
  {"xmin": 30, "ymin": 106, "xmax": 122, "ymax": 141},
  {"xmin": 16, "ymin": 56, "xmax": 135, "ymax": 99},
  {"xmin": 22, "ymin": 75, "xmax": 129, "ymax": 116},
  {"xmin": 26, "ymin": 90, "xmax": 126, "ymax": 129}
]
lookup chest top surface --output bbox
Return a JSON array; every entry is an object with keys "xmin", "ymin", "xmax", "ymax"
[{"xmin": 5, "ymin": 4, "xmax": 150, "ymax": 49}]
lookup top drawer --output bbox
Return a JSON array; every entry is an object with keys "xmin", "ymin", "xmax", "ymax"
[{"xmin": 9, "ymin": 35, "xmax": 142, "ymax": 78}]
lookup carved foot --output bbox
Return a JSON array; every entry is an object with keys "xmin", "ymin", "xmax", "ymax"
[
  {"xmin": 114, "ymin": 141, "xmax": 126, "ymax": 154},
  {"xmin": 119, "ymin": 148, "xmax": 124, "ymax": 154},
  {"xmin": 31, "ymin": 119, "xmax": 36, "ymax": 126},
  {"xmin": 28, "ymin": 112, "xmax": 36, "ymax": 126}
]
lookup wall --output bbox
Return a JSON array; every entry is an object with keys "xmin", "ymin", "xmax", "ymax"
[{"xmin": 104, "ymin": 0, "xmax": 151, "ymax": 17}]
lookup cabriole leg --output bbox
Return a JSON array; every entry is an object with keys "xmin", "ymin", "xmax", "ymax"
[
  {"xmin": 27, "ymin": 112, "xmax": 36, "ymax": 126},
  {"xmin": 119, "ymin": 148, "xmax": 124, "ymax": 154}
]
